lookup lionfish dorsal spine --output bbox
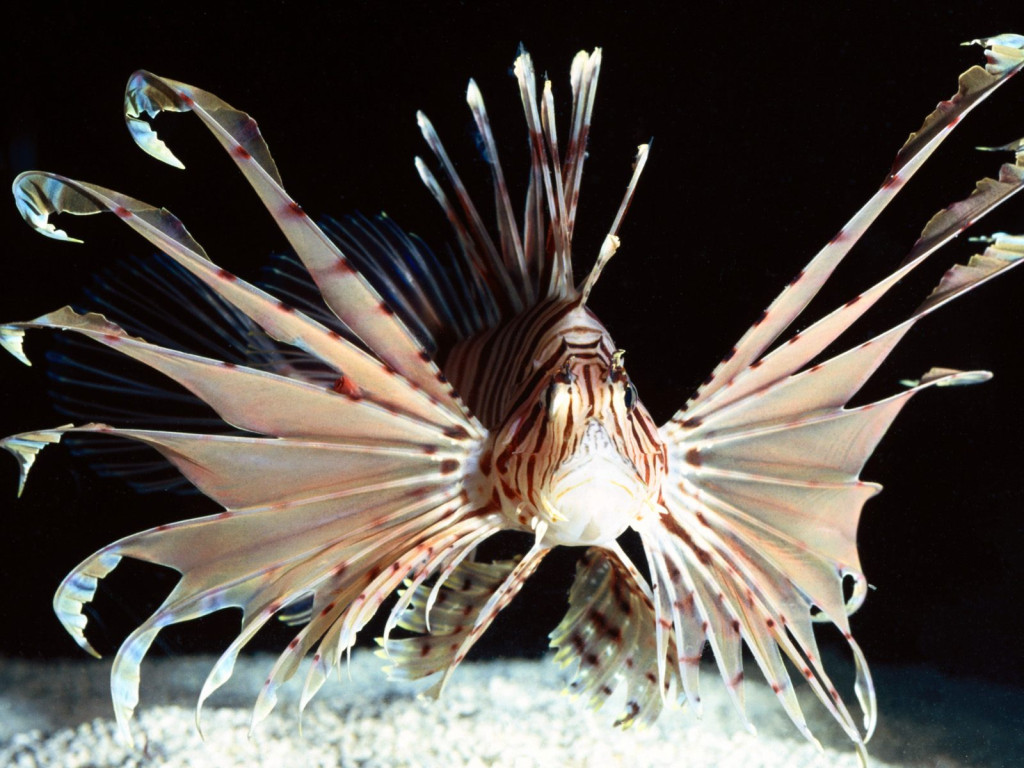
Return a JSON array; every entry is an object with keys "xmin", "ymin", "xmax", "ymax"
[{"xmin": 419, "ymin": 48, "xmax": 622, "ymax": 312}]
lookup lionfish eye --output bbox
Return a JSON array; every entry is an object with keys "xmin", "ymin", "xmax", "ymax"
[
  {"xmin": 624, "ymin": 380, "xmax": 638, "ymax": 411},
  {"xmin": 544, "ymin": 364, "xmax": 576, "ymax": 417}
]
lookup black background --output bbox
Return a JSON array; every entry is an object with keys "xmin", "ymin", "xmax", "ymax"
[{"xmin": 2, "ymin": 1, "xmax": 1022, "ymax": 696}]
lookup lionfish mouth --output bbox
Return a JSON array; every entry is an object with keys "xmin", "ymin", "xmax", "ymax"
[{"xmin": 540, "ymin": 419, "xmax": 648, "ymax": 547}]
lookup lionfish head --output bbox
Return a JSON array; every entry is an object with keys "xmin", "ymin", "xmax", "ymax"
[{"xmin": 489, "ymin": 312, "xmax": 667, "ymax": 548}]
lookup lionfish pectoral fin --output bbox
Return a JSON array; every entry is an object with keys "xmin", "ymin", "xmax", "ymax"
[
  {"xmin": 13, "ymin": 171, "xmax": 467, "ymax": 429},
  {"xmin": 0, "ymin": 424, "xmax": 128, "ymax": 660},
  {"xmin": 653, "ymin": 364, "xmax": 997, "ymax": 753},
  {"xmin": 0, "ymin": 425, "xmax": 73, "ymax": 498},
  {"xmin": 684, "ymin": 34, "xmax": 1024, "ymax": 415},
  {"xmin": 1, "ymin": 305, "xmax": 493, "ymax": 741},
  {"xmin": 649, "ymin": 132, "xmax": 1024, "ymax": 759},
  {"xmin": 123, "ymin": 72, "xmax": 463, "ymax": 410},
  {"xmin": 680, "ymin": 144, "xmax": 1024, "ymax": 432},
  {"xmin": 549, "ymin": 544, "xmax": 677, "ymax": 729}
]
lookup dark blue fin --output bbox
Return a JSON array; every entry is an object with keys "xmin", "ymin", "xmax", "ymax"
[
  {"xmin": 321, "ymin": 213, "xmax": 496, "ymax": 358},
  {"xmin": 48, "ymin": 252, "xmax": 332, "ymax": 494}
]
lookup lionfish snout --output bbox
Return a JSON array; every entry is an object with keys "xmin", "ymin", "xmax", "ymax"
[{"xmin": 540, "ymin": 417, "xmax": 657, "ymax": 546}]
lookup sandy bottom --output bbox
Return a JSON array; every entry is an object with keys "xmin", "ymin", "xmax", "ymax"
[{"xmin": 0, "ymin": 649, "xmax": 1019, "ymax": 767}]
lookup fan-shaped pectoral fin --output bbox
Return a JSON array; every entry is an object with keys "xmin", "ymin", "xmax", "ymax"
[
  {"xmin": 122, "ymin": 71, "xmax": 461, "ymax": 408},
  {"xmin": 653, "ymin": 368, "xmax": 993, "ymax": 758},
  {"xmin": 13, "ymin": 171, "xmax": 476, "ymax": 430}
]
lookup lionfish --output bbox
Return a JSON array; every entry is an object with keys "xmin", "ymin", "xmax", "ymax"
[{"xmin": 4, "ymin": 34, "xmax": 1024, "ymax": 764}]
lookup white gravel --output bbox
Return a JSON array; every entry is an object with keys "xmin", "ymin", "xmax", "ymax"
[{"xmin": 0, "ymin": 650, "xmax": 1019, "ymax": 767}]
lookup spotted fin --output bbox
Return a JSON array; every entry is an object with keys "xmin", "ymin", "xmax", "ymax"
[
  {"xmin": 378, "ymin": 557, "xmax": 519, "ymax": 690},
  {"xmin": 379, "ymin": 540, "xmax": 548, "ymax": 697},
  {"xmin": 549, "ymin": 547, "xmax": 676, "ymax": 728}
]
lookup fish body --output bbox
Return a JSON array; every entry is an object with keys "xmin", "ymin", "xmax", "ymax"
[
  {"xmin": 4, "ymin": 36, "xmax": 1024, "ymax": 766},
  {"xmin": 449, "ymin": 299, "xmax": 666, "ymax": 547}
]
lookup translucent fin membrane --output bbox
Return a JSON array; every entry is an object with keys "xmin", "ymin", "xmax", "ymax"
[
  {"xmin": 647, "ymin": 34, "xmax": 1024, "ymax": 765},
  {"xmin": 4, "ymin": 70, "xmax": 503, "ymax": 744},
  {"xmin": 550, "ymin": 547, "xmax": 675, "ymax": 728},
  {"xmin": 5, "ymin": 36, "xmax": 1024, "ymax": 765},
  {"xmin": 14, "ymin": 172, "xmax": 477, "ymax": 433},
  {"xmin": 321, "ymin": 213, "xmax": 494, "ymax": 354},
  {"xmin": 47, "ymin": 253, "xmax": 315, "ymax": 494}
]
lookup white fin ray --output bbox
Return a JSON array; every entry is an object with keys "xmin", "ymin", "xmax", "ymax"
[
  {"xmin": 415, "ymin": 112, "xmax": 522, "ymax": 313},
  {"xmin": 379, "ymin": 554, "xmax": 515, "ymax": 684},
  {"xmin": 466, "ymin": 79, "xmax": 531, "ymax": 303},
  {"xmin": 683, "ymin": 139, "xmax": 1024, "ymax": 425},
  {"xmin": 2, "ymin": 308, "xmax": 454, "ymax": 444},
  {"xmin": 90, "ymin": 484, "xmax": 483, "ymax": 743},
  {"xmin": 684, "ymin": 34, "xmax": 1024, "ymax": 413},
  {"xmin": 515, "ymin": 51, "xmax": 571, "ymax": 297},
  {"xmin": 123, "ymin": 71, "xmax": 461, "ymax": 410},
  {"xmin": 248, "ymin": 508, "xmax": 496, "ymax": 728},
  {"xmin": 654, "ymin": 366, "xmax": 991, "ymax": 754},
  {"xmin": 12, "ymin": 172, "xmax": 478, "ymax": 432},
  {"xmin": 669, "ymin": 221, "xmax": 1024, "ymax": 442}
]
